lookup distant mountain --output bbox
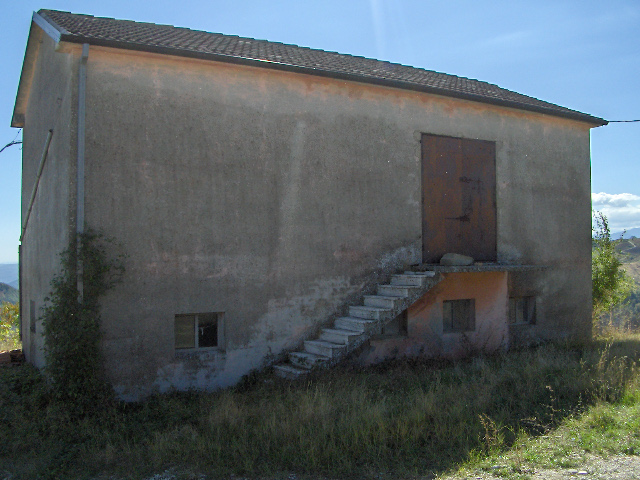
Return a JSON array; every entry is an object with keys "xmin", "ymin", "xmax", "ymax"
[
  {"xmin": 0, "ymin": 283, "xmax": 18, "ymax": 304},
  {"xmin": 0, "ymin": 264, "xmax": 18, "ymax": 289},
  {"xmin": 612, "ymin": 227, "xmax": 640, "ymax": 239},
  {"xmin": 614, "ymin": 237, "xmax": 640, "ymax": 265}
]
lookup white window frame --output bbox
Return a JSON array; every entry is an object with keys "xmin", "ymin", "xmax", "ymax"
[{"xmin": 174, "ymin": 312, "xmax": 225, "ymax": 351}]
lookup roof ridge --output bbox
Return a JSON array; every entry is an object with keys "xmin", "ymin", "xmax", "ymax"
[{"xmin": 35, "ymin": 9, "xmax": 606, "ymax": 126}]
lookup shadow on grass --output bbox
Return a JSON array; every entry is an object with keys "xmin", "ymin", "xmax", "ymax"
[{"xmin": 1, "ymin": 336, "xmax": 640, "ymax": 479}]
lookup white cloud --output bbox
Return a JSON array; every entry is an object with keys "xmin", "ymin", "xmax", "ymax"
[
  {"xmin": 592, "ymin": 192, "xmax": 640, "ymax": 208},
  {"xmin": 592, "ymin": 192, "xmax": 640, "ymax": 232}
]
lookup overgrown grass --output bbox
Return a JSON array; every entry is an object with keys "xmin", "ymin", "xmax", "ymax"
[
  {"xmin": 452, "ymin": 335, "xmax": 640, "ymax": 479},
  {"xmin": 1, "ymin": 335, "xmax": 639, "ymax": 480}
]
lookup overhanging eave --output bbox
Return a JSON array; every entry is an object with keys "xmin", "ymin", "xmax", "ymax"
[{"xmin": 11, "ymin": 15, "xmax": 49, "ymax": 128}]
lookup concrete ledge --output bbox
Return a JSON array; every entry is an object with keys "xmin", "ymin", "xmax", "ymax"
[{"xmin": 411, "ymin": 263, "xmax": 548, "ymax": 273}]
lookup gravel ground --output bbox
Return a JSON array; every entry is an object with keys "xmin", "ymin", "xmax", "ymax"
[
  {"xmin": 439, "ymin": 454, "xmax": 640, "ymax": 480},
  {"xmin": 39, "ymin": 454, "xmax": 640, "ymax": 480},
  {"xmin": 132, "ymin": 455, "xmax": 640, "ymax": 480}
]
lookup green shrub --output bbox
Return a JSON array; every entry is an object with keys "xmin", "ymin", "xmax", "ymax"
[
  {"xmin": 41, "ymin": 230, "xmax": 124, "ymax": 415},
  {"xmin": 0, "ymin": 301, "xmax": 20, "ymax": 350}
]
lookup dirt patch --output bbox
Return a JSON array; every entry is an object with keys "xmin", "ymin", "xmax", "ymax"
[
  {"xmin": 88, "ymin": 455, "xmax": 640, "ymax": 480},
  {"xmin": 440, "ymin": 454, "xmax": 640, "ymax": 480}
]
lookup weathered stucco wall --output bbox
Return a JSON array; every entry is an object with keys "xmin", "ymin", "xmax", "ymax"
[
  {"xmin": 20, "ymin": 30, "xmax": 78, "ymax": 367},
  {"xmin": 358, "ymin": 272, "xmax": 508, "ymax": 363},
  {"xmin": 75, "ymin": 46, "xmax": 592, "ymax": 398}
]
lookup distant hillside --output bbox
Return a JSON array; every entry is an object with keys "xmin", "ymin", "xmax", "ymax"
[
  {"xmin": 615, "ymin": 237, "xmax": 640, "ymax": 265},
  {"xmin": 603, "ymin": 238, "xmax": 640, "ymax": 331},
  {"xmin": 0, "ymin": 264, "xmax": 18, "ymax": 289},
  {"xmin": 612, "ymin": 227, "xmax": 640, "ymax": 240},
  {"xmin": 0, "ymin": 283, "xmax": 18, "ymax": 304}
]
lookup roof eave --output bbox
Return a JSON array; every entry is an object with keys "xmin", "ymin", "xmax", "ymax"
[
  {"xmin": 33, "ymin": 10, "xmax": 64, "ymax": 43},
  {"xmin": 11, "ymin": 12, "xmax": 66, "ymax": 128},
  {"xmin": 42, "ymin": 13, "xmax": 608, "ymax": 128}
]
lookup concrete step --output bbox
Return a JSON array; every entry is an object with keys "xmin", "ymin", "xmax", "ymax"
[
  {"xmin": 363, "ymin": 294, "xmax": 403, "ymax": 309},
  {"xmin": 304, "ymin": 340, "xmax": 347, "ymax": 358},
  {"xmin": 320, "ymin": 328, "xmax": 364, "ymax": 345},
  {"xmin": 274, "ymin": 364, "xmax": 309, "ymax": 379},
  {"xmin": 349, "ymin": 305, "xmax": 393, "ymax": 321},
  {"xmin": 404, "ymin": 271, "xmax": 436, "ymax": 276},
  {"xmin": 390, "ymin": 274, "xmax": 430, "ymax": 287},
  {"xmin": 290, "ymin": 351, "xmax": 330, "ymax": 369},
  {"xmin": 334, "ymin": 316, "xmax": 379, "ymax": 334},
  {"xmin": 377, "ymin": 284, "xmax": 421, "ymax": 297}
]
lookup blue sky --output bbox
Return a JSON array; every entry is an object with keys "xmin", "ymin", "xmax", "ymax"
[{"xmin": 1, "ymin": 0, "xmax": 639, "ymax": 263}]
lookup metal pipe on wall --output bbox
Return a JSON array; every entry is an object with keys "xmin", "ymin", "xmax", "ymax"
[
  {"xmin": 76, "ymin": 43, "xmax": 89, "ymax": 301},
  {"xmin": 20, "ymin": 129, "xmax": 53, "ymax": 242}
]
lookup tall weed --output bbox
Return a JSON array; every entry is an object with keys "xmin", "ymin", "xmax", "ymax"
[{"xmin": 1, "ymin": 336, "xmax": 639, "ymax": 479}]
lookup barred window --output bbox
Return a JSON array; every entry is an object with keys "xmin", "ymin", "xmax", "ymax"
[
  {"xmin": 509, "ymin": 297, "xmax": 536, "ymax": 324},
  {"xmin": 443, "ymin": 299, "xmax": 475, "ymax": 333}
]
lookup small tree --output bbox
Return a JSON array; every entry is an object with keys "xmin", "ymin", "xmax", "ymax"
[{"xmin": 592, "ymin": 211, "xmax": 633, "ymax": 325}]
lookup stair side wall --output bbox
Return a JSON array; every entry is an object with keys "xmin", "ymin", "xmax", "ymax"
[{"xmin": 356, "ymin": 272, "xmax": 508, "ymax": 364}]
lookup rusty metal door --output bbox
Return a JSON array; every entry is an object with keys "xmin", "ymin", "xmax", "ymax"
[{"xmin": 421, "ymin": 134, "xmax": 496, "ymax": 263}]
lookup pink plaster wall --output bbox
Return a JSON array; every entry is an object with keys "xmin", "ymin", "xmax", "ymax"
[{"xmin": 361, "ymin": 272, "xmax": 508, "ymax": 363}]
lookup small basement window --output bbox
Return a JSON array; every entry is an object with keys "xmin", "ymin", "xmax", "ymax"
[
  {"xmin": 443, "ymin": 299, "xmax": 475, "ymax": 333},
  {"xmin": 509, "ymin": 297, "xmax": 536, "ymax": 324},
  {"xmin": 175, "ymin": 312, "xmax": 223, "ymax": 350}
]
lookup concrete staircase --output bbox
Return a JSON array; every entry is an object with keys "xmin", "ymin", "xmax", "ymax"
[{"xmin": 273, "ymin": 271, "xmax": 442, "ymax": 379}]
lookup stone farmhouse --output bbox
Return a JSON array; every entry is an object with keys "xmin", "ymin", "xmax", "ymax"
[{"xmin": 12, "ymin": 10, "xmax": 606, "ymax": 399}]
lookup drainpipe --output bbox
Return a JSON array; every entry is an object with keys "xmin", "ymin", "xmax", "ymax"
[{"xmin": 77, "ymin": 43, "xmax": 89, "ymax": 302}]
